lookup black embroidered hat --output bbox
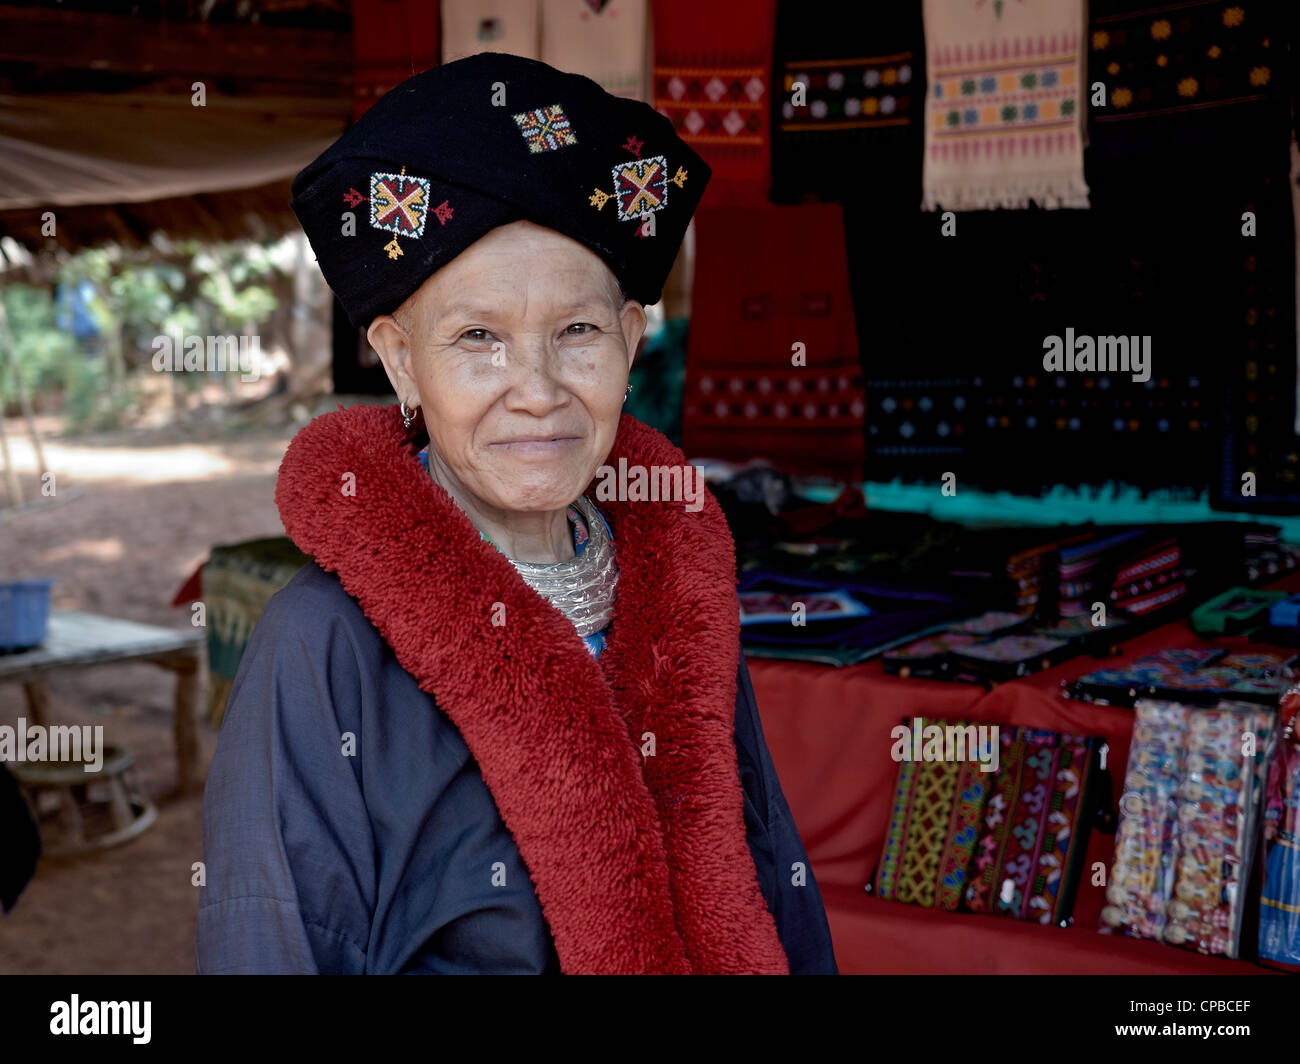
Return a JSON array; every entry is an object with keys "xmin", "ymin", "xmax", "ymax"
[{"xmin": 291, "ymin": 52, "xmax": 712, "ymax": 329}]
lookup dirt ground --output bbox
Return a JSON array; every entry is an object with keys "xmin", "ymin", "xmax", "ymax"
[{"xmin": 0, "ymin": 405, "xmax": 318, "ymax": 974}]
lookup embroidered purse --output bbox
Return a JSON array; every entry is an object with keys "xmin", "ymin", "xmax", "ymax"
[
  {"xmin": 874, "ymin": 719, "xmax": 1108, "ymax": 924},
  {"xmin": 874, "ymin": 717, "xmax": 995, "ymax": 911},
  {"xmin": 964, "ymin": 727, "xmax": 1109, "ymax": 926}
]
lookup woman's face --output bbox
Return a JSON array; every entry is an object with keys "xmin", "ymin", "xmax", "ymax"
[{"xmin": 368, "ymin": 220, "xmax": 646, "ymax": 514}]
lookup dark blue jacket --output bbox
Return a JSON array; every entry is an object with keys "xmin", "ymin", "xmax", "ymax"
[{"xmin": 197, "ymin": 563, "xmax": 837, "ymax": 974}]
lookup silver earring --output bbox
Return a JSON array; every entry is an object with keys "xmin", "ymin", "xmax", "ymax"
[
  {"xmin": 400, "ymin": 400, "xmax": 417, "ymax": 430},
  {"xmin": 625, "ymin": 383, "xmax": 633, "ymax": 397}
]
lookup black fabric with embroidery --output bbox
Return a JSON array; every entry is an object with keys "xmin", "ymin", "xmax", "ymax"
[
  {"xmin": 840, "ymin": 0, "xmax": 1295, "ymax": 497},
  {"xmin": 292, "ymin": 52, "xmax": 711, "ymax": 328},
  {"xmin": 768, "ymin": 2, "xmax": 925, "ymax": 205}
]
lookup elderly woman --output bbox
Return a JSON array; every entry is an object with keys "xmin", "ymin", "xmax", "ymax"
[{"xmin": 197, "ymin": 53, "xmax": 835, "ymax": 975}]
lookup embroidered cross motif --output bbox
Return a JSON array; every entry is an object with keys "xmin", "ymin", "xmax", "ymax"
[
  {"xmin": 611, "ymin": 154, "xmax": 669, "ymax": 221},
  {"xmin": 432, "ymin": 200, "xmax": 454, "ymax": 225},
  {"xmin": 513, "ymin": 103, "xmax": 578, "ymax": 153},
  {"xmin": 588, "ymin": 188, "xmax": 613, "ymax": 210},
  {"xmin": 370, "ymin": 171, "xmax": 430, "ymax": 237},
  {"xmin": 621, "ymin": 135, "xmax": 643, "ymax": 158},
  {"xmin": 342, "ymin": 187, "xmax": 365, "ymax": 208},
  {"xmin": 384, "ymin": 237, "xmax": 404, "ymax": 260}
]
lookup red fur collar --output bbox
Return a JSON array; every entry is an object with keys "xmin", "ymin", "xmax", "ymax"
[{"xmin": 275, "ymin": 403, "xmax": 789, "ymax": 974}]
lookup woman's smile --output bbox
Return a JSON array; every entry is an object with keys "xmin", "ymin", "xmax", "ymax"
[{"xmin": 490, "ymin": 434, "xmax": 584, "ymax": 458}]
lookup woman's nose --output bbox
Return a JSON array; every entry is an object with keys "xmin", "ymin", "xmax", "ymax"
[{"xmin": 503, "ymin": 337, "xmax": 568, "ymax": 411}]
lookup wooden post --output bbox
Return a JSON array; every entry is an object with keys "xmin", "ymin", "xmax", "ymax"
[
  {"xmin": 171, "ymin": 647, "xmax": 206, "ymax": 795},
  {"xmin": 23, "ymin": 681, "xmax": 50, "ymax": 728},
  {"xmin": 0, "ymin": 298, "xmax": 47, "ymax": 482},
  {"xmin": 0, "ymin": 397, "xmax": 21, "ymax": 506}
]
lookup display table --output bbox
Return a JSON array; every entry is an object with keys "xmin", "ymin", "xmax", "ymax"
[
  {"xmin": 748, "ymin": 585, "xmax": 1300, "ymax": 974},
  {"xmin": 0, "ymin": 611, "xmax": 208, "ymax": 795}
]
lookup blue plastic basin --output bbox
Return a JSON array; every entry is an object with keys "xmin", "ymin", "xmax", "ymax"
[{"xmin": 0, "ymin": 579, "xmax": 54, "ymax": 650}]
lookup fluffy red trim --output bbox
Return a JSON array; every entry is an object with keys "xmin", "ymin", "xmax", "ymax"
[{"xmin": 275, "ymin": 403, "xmax": 789, "ymax": 975}]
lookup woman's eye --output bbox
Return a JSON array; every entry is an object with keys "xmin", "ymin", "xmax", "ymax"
[
  {"xmin": 565, "ymin": 322, "xmax": 595, "ymax": 335},
  {"xmin": 460, "ymin": 328, "xmax": 492, "ymax": 343}
]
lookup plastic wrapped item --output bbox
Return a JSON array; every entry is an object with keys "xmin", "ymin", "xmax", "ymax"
[
  {"xmin": 1103, "ymin": 698, "xmax": 1276, "ymax": 959},
  {"xmin": 1102, "ymin": 699, "xmax": 1187, "ymax": 942},
  {"xmin": 1259, "ymin": 685, "xmax": 1300, "ymax": 971}
]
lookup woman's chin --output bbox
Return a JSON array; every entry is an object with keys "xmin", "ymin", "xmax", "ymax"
[{"xmin": 484, "ymin": 474, "xmax": 592, "ymax": 512}]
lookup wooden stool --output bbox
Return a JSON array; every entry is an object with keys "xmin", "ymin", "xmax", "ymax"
[{"xmin": 12, "ymin": 745, "xmax": 156, "ymax": 856}]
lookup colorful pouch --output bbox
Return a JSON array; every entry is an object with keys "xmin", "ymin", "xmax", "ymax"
[
  {"xmin": 966, "ymin": 728, "xmax": 1104, "ymax": 925},
  {"xmin": 945, "ymin": 610, "xmax": 1032, "ymax": 636},
  {"xmin": 882, "ymin": 631, "xmax": 981, "ymax": 678},
  {"xmin": 1267, "ymin": 593, "xmax": 1300, "ymax": 630},
  {"xmin": 950, "ymin": 633, "xmax": 1073, "ymax": 682},
  {"xmin": 875, "ymin": 717, "xmax": 995, "ymax": 909},
  {"xmin": 1070, "ymin": 648, "xmax": 1229, "ymax": 707},
  {"xmin": 1189, "ymin": 587, "xmax": 1287, "ymax": 637}
]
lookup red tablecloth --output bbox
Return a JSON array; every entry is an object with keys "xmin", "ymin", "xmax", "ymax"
[{"xmin": 749, "ymin": 578, "xmax": 1300, "ymax": 974}]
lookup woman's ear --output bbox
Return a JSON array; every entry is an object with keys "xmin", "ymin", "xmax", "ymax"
[
  {"xmin": 619, "ymin": 299, "xmax": 647, "ymax": 374},
  {"xmin": 367, "ymin": 310, "xmax": 417, "ymax": 405}
]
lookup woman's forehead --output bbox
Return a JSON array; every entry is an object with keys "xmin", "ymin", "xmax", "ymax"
[{"xmin": 415, "ymin": 224, "xmax": 622, "ymax": 313}]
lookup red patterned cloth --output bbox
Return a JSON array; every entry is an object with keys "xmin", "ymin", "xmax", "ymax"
[
  {"xmin": 352, "ymin": 0, "xmax": 441, "ymax": 121},
  {"xmin": 652, "ymin": 0, "xmax": 774, "ymax": 205},
  {"xmin": 681, "ymin": 203, "xmax": 866, "ymax": 481}
]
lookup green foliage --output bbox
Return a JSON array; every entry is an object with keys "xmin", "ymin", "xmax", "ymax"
[
  {"xmin": 0, "ymin": 285, "xmax": 82, "ymax": 406},
  {"xmin": 1, "ymin": 239, "xmax": 285, "ymax": 428}
]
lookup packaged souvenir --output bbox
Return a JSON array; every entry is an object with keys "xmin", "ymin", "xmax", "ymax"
[
  {"xmin": 1259, "ymin": 685, "xmax": 1300, "ymax": 971},
  {"xmin": 1103, "ymin": 698, "xmax": 1276, "ymax": 959}
]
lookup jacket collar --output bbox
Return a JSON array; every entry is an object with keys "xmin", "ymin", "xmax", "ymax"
[{"xmin": 275, "ymin": 403, "xmax": 789, "ymax": 974}]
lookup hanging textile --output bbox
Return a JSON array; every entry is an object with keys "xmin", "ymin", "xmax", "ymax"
[
  {"xmin": 651, "ymin": 0, "xmax": 774, "ymax": 204},
  {"xmin": 353, "ymin": 0, "xmax": 441, "ymax": 121},
  {"xmin": 681, "ymin": 203, "xmax": 866, "ymax": 481},
  {"xmin": 441, "ymin": 0, "xmax": 540, "ymax": 63},
  {"xmin": 770, "ymin": 1, "xmax": 925, "ymax": 204},
  {"xmin": 920, "ymin": 0, "xmax": 1090, "ymax": 210},
  {"xmin": 541, "ymin": 0, "xmax": 649, "ymax": 100},
  {"xmin": 1089, "ymin": 0, "xmax": 1285, "ymax": 160}
]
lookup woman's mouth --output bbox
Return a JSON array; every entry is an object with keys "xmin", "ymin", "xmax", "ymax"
[{"xmin": 491, "ymin": 435, "xmax": 582, "ymax": 457}]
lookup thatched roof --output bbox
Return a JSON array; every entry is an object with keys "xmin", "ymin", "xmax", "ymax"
[{"xmin": 0, "ymin": 0, "xmax": 354, "ymax": 254}]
